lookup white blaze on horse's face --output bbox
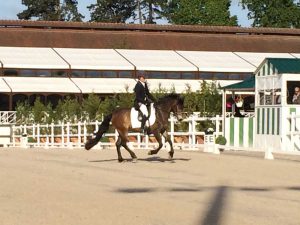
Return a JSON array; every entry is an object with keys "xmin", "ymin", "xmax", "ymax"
[
  {"xmin": 176, "ymin": 113, "xmax": 183, "ymax": 121},
  {"xmin": 175, "ymin": 104, "xmax": 184, "ymax": 121}
]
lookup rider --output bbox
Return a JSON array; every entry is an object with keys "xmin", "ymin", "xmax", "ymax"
[{"xmin": 134, "ymin": 73, "xmax": 156, "ymax": 134}]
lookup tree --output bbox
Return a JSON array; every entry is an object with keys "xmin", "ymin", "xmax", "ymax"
[
  {"xmin": 162, "ymin": 0, "xmax": 237, "ymax": 25},
  {"xmin": 18, "ymin": 0, "xmax": 84, "ymax": 21},
  {"xmin": 60, "ymin": 0, "xmax": 85, "ymax": 21},
  {"xmin": 241, "ymin": 0, "xmax": 300, "ymax": 28},
  {"xmin": 82, "ymin": 93, "xmax": 102, "ymax": 121},
  {"xmin": 137, "ymin": 0, "xmax": 166, "ymax": 24},
  {"xmin": 88, "ymin": 0, "xmax": 136, "ymax": 23}
]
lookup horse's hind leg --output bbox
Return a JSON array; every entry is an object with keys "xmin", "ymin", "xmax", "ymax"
[
  {"xmin": 118, "ymin": 133, "xmax": 137, "ymax": 161},
  {"xmin": 115, "ymin": 136, "xmax": 124, "ymax": 163},
  {"xmin": 162, "ymin": 130, "xmax": 174, "ymax": 159},
  {"xmin": 148, "ymin": 130, "xmax": 163, "ymax": 155},
  {"xmin": 121, "ymin": 141, "xmax": 137, "ymax": 162}
]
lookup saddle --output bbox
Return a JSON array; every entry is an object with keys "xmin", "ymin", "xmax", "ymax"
[{"xmin": 130, "ymin": 103, "xmax": 156, "ymax": 129}]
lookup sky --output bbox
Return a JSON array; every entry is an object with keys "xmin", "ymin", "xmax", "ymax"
[{"xmin": 0, "ymin": 0, "xmax": 252, "ymax": 27}]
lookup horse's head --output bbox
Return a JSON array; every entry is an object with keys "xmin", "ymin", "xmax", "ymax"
[
  {"xmin": 172, "ymin": 95, "xmax": 185, "ymax": 121},
  {"xmin": 156, "ymin": 93, "xmax": 185, "ymax": 121}
]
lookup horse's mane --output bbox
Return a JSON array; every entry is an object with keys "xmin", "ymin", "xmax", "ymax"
[{"xmin": 156, "ymin": 93, "xmax": 184, "ymax": 105}]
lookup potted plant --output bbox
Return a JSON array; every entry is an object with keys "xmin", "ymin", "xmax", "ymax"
[
  {"xmin": 215, "ymin": 135, "xmax": 227, "ymax": 151},
  {"xmin": 27, "ymin": 137, "xmax": 36, "ymax": 148}
]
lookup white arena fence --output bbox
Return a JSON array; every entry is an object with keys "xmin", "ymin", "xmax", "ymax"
[
  {"xmin": 287, "ymin": 112, "xmax": 300, "ymax": 152},
  {"xmin": 11, "ymin": 114, "xmax": 223, "ymax": 150},
  {"xmin": 0, "ymin": 111, "xmax": 16, "ymax": 124}
]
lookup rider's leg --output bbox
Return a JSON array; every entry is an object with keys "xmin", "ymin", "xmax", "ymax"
[
  {"xmin": 139, "ymin": 104, "xmax": 149, "ymax": 134},
  {"xmin": 140, "ymin": 115, "xmax": 147, "ymax": 133}
]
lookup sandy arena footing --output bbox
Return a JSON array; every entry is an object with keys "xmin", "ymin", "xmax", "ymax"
[{"xmin": 0, "ymin": 147, "xmax": 299, "ymax": 225}]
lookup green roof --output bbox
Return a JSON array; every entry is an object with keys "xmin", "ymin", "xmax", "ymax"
[
  {"xmin": 221, "ymin": 76, "xmax": 255, "ymax": 91},
  {"xmin": 267, "ymin": 58, "xmax": 300, "ymax": 74}
]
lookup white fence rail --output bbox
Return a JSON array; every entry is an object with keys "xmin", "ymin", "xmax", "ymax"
[
  {"xmin": 288, "ymin": 112, "xmax": 300, "ymax": 151},
  {"xmin": 11, "ymin": 115, "xmax": 223, "ymax": 150},
  {"xmin": 0, "ymin": 111, "xmax": 16, "ymax": 124}
]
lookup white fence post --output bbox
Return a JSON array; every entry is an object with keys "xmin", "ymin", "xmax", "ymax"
[
  {"xmin": 37, "ymin": 124, "xmax": 40, "ymax": 146},
  {"xmin": 77, "ymin": 121, "xmax": 81, "ymax": 148},
  {"xmin": 51, "ymin": 123, "xmax": 54, "ymax": 147}
]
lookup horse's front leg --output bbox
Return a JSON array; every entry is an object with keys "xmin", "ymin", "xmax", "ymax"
[
  {"xmin": 148, "ymin": 130, "xmax": 163, "ymax": 155},
  {"xmin": 161, "ymin": 130, "xmax": 174, "ymax": 159},
  {"xmin": 115, "ymin": 136, "xmax": 124, "ymax": 162}
]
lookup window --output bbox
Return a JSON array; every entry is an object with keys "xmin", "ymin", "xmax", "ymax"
[
  {"xmin": 119, "ymin": 71, "xmax": 132, "ymax": 78},
  {"xmin": 287, "ymin": 81, "xmax": 300, "ymax": 105},
  {"xmin": 228, "ymin": 74, "xmax": 241, "ymax": 80},
  {"xmin": 102, "ymin": 71, "xmax": 117, "ymax": 78},
  {"xmin": 182, "ymin": 72, "xmax": 195, "ymax": 79},
  {"xmin": 20, "ymin": 70, "xmax": 36, "ymax": 77},
  {"xmin": 199, "ymin": 73, "xmax": 213, "ymax": 79},
  {"xmin": 72, "ymin": 70, "xmax": 86, "ymax": 77},
  {"xmin": 36, "ymin": 70, "xmax": 51, "ymax": 77},
  {"xmin": 214, "ymin": 73, "xmax": 228, "ymax": 79},
  {"xmin": 166, "ymin": 72, "xmax": 181, "ymax": 79},
  {"xmin": 86, "ymin": 70, "xmax": 101, "ymax": 77},
  {"xmin": 53, "ymin": 70, "xmax": 67, "ymax": 77},
  {"xmin": 4, "ymin": 69, "xmax": 18, "ymax": 76},
  {"xmin": 147, "ymin": 72, "xmax": 164, "ymax": 79}
]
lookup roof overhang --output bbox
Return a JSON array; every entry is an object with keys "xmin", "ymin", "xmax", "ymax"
[{"xmin": 2, "ymin": 77, "xmax": 81, "ymax": 93}]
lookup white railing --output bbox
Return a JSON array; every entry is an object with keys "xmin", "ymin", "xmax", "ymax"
[
  {"xmin": 288, "ymin": 112, "xmax": 300, "ymax": 151},
  {"xmin": 225, "ymin": 111, "xmax": 255, "ymax": 118},
  {"xmin": 11, "ymin": 114, "xmax": 223, "ymax": 150},
  {"xmin": 0, "ymin": 111, "xmax": 16, "ymax": 124}
]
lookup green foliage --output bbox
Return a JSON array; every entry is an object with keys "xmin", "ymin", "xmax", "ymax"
[
  {"xmin": 14, "ymin": 81, "xmax": 222, "ymax": 125},
  {"xmin": 241, "ymin": 0, "xmax": 300, "ymax": 28},
  {"xmin": 15, "ymin": 100, "xmax": 32, "ymax": 124},
  {"xmin": 61, "ymin": 0, "xmax": 84, "ymax": 21},
  {"xmin": 31, "ymin": 97, "xmax": 50, "ymax": 124},
  {"xmin": 215, "ymin": 135, "xmax": 227, "ymax": 145},
  {"xmin": 196, "ymin": 120, "xmax": 215, "ymax": 132},
  {"xmin": 183, "ymin": 81, "xmax": 222, "ymax": 116},
  {"xmin": 99, "ymin": 96, "xmax": 118, "ymax": 116},
  {"xmin": 82, "ymin": 93, "xmax": 102, "ymax": 121},
  {"xmin": 88, "ymin": 0, "xmax": 136, "ymax": 23},
  {"xmin": 152, "ymin": 82, "xmax": 175, "ymax": 100},
  {"xmin": 117, "ymin": 91, "xmax": 134, "ymax": 109},
  {"xmin": 54, "ymin": 96, "xmax": 82, "ymax": 123},
  {"xmin": 88, "ymin": 0, "xmax": 166, "ymax": 24},
  {"xmin": 138, "ymin": 0, "xmax": 166, "ymax": 24},
  {"xmin": 27, "ymin": 137, "xmax": 36, "ymax": 143},
  {"xmin": 162, "ymin": 0, "xmax": 237, "ymax": 26},
  {"xmin": 18, "ymin": 0, "xmax": 84, "ymax": 21}
]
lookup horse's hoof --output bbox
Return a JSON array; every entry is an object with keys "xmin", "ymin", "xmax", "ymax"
[
  {"xmin": 132, "ymin": 158, "xmax": 138, "ymax": 163},
  {"xmin": 118, "ymin": 158, "xmax": 124, "ymax": 163},
  {"xmin": 148, "ymin": 150, "xmax": 153, "ymax": 155}
]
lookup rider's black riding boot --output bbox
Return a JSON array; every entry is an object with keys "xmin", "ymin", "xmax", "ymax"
[{"xmin": 141, "ymin": 115, "xmax": 147, "ymax": 134}]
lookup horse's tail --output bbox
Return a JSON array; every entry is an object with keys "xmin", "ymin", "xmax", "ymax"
[{"xmin": 85, "ymin": 114, "xmax": 112, "ymax": 150}]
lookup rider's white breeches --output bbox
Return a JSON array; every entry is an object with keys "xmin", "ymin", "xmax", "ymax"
[{"xmin": 139, "ymin": 104, "xmax": 148, "ymax": 117}]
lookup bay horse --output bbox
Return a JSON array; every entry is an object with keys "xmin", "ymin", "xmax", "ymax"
[{"xmin": 85, "ymin": 93, "xmax": 184, "ymax": 162}]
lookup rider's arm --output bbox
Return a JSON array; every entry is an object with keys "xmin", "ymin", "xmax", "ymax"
[{"xmin": 145, "ymin": 83, "xmax": 156, "ymax": 102}]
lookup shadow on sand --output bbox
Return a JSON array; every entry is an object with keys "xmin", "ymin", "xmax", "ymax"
[{"xmin": 89, "ymin": 156, "xmax": 191, "ymax": 163}]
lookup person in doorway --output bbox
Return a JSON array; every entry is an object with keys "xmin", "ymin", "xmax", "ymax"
[
  {"xmin": 234, "ymin": 95, "xmax": 244, "ymax": 117},
  {"xmin": 292, "ymin": 87, "xmax": 300, "ymax": 104},
  {"xmin": 133, "ymin": 73, "xmax": 156, "ymax": 134}
]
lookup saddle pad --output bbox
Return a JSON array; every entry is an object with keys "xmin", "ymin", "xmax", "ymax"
[{"xmin": 131, "ymin": 103, "xmax": 156, "ymax": 129}]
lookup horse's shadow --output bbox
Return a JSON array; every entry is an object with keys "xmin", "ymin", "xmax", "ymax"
[{"xmin": 89, "ymin": 156, "xmax": 191, "ymax": 163}]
